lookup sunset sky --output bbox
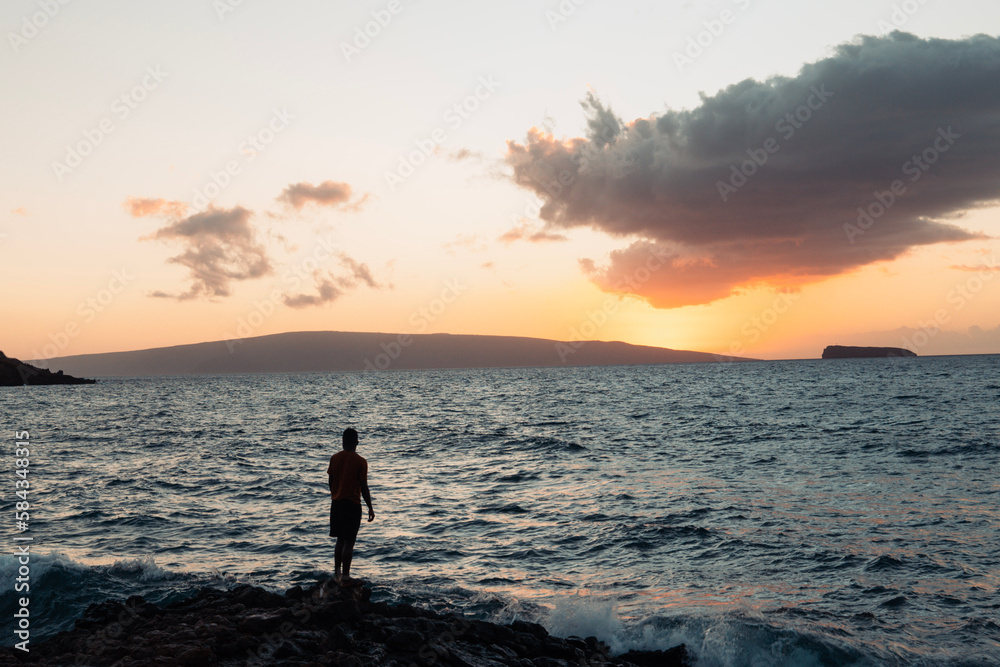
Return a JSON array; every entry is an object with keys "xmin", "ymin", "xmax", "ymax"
[{"xmin": 3, "ymin": 0, "xmax": 1000, "ymax": 362}]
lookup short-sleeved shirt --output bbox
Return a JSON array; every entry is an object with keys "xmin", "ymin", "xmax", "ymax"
[{"xmin": 327, "ymin": 450, "xmax": 368, "ymax": 505}]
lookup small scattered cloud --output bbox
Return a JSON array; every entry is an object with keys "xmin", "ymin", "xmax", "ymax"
[
  {"xmin": 499, "ymin": 221, "xmax": 568, "ymax": 244},
  {"xmin": 444, "ymin": 234, "xmax": 488, "ymax": 254},
  {"xmin": 277, "ymin": 180, "xmax": 369, "ymax": 211},
  {"xmin": 950, "ymin": 263, "xmax": 1000, "ymax": 272},
  {"xmin": 10, "ymin": 207, "xmax": 28, "ymax": 216},
  {"xmin": 142, "ymin": 206, "xmax": 272, "ymax": 300},
  {"xmin": 282, "ymin": 253, "xmax": 382, "ymax": 309},
  {"xmin": 127, "ymin": 178, "xmax": 376, "ymax": 302},
  {"xmin": 283, "ymin": 273, "xmax": 345, "ymax": 308},
  {"xmin": 124, "ymin": 197, "xmax": 188, "ymax": 219},
  {"xmin": 447, "ymin": 148, "xmax": 484, "ymax": 161}
]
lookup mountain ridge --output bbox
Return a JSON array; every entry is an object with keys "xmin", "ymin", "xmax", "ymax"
[{"xmin": 28, "ymin": 330, "xmax": 753, "ymax": 377}]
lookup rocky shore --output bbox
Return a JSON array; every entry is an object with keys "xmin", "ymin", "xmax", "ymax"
[
  {"xmin": 0, "ymin": 351, "xmax": 96, "ymax": 386},
  {"xmin": 0, "ymin": 580, "xmax": 690, "ymax": 666}
]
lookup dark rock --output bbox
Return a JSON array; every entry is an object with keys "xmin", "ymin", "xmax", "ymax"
[
  {"xmin": 821, "ymin": 345, "xmax": 916, "ymax": 359},
  {"xmin": 511, "ymin": 619, "xmax": 550, "ymax": 638},
  {"xmin": 0, "ymin": 578, "xmax": 688, "ymax": 666},
  {"xmin": 284, "ymin": 585, "xmax": 306, "ymax": 601},
  {"xmin": 385, "ymin": 628, "xmax": 424, "ymax": 650},
  {"xmin": 618, "ymin": 643, "xmax": 692, "ymax": 666},
  {"xmin": 0, "ymin": 350, "xmax": 97, "ymax": 385}
]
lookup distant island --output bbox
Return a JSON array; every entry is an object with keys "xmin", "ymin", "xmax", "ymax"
[
  {"xmin": 822, "ymin": 345, "xmax": 916, "ymax": 359},
  {"xmin": 0, "ymin": 351, "xmax": 96, "ymax": 386},
  {"xmin": 24, "ymin": 331, "xmax": 754, "ymax": 377}
]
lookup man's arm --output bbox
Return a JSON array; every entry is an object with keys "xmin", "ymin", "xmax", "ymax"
[{"xmin": 361, "ymin": 482, "xmax": 374, "ymax": 522}]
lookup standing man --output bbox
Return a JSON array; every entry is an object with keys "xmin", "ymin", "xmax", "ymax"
[{"xmin": 328, "ymin": 427, "xmax": 375, "ymax": 586}]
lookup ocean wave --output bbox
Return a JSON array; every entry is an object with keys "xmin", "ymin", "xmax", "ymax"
[{"xmin": 0, "ymin": 552, "xmax": 214, "ymax": 639}]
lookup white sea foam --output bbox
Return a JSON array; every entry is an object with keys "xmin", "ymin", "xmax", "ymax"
[{"xmin": 544, "ymin": 591, "xmax": 625, "ymax": 650}]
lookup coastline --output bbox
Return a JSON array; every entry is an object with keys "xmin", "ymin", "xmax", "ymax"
[{"xmin": 0, "ymin": 580, "xmax": 690, "ymax": 666}]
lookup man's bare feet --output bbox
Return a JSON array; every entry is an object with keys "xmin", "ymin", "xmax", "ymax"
[
  {"xmin": 334, "ymin": 572, "xmax": 343, "ymax": 585},
  {"xmin": 339, "ymin": 576, "xmax": 363, "ymax": 588}
]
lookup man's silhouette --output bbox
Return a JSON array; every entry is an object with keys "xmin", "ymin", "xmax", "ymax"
[{"xmin": 327, "ymin": 427, "xmax": 375, "ymax": 586}]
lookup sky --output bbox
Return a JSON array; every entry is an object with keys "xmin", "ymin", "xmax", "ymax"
[{"xmin": 3, "ymin": 0, "xmax": 1000, "ymax": 362}]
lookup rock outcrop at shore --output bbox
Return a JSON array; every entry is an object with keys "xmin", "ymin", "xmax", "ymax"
[
  {"xmin": 0, "ymin": 580, "xmax": 690, "ymax": 666},
  {"xmin": 0, "ymin": 351, "xmax": 96, "ymax": 386},
  {"xmin": 821, "ymin": 345, "xmax": 917, "ymax": 359}
]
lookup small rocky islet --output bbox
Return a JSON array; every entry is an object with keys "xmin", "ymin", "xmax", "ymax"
[
  {"xmin": 0, "ymin": 580, "xmax": 691, "ymax": 666},
  {"xmin": 821, "ymin": 345, "xmax": 916, "ymax": 359}
]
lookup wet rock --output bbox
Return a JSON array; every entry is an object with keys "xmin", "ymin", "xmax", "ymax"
[{"xmin": 0, "ymin": 579, "xmax": 691, "ymax": 666}]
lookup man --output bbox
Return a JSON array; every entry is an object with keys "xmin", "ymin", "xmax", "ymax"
[{"xmin": 327, "ymin": 427, "xmax": 375, "ymax": 586}]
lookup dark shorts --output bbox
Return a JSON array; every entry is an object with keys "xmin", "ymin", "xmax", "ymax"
[{"xmin": 330, "ymin": 499, "xmax": 362, "ymax": 540}]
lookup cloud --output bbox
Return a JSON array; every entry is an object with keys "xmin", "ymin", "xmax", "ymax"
[
  {"xmin": 282, "ymin": 253, "xmax": 382, "ymax": 308},
  {"xmin": 505, "ymin": 32, "xmax": 998, "ymax": 308},
  {"xmin": 10, "ymin": 207, "xmax": 28, "ymax": 216},
  {"xmin": 142, "ymin": 206, "xmax": 272, "ymax": 300},
  {"xmin": 448, "ymin": 148, "xmax": 485, "ymax": 161},
  {"xmin": 277, "ymin": 180, "xmax": 369, "ymax": 210},
  {"xmin": 951, "ymin": 264, "xmax": 1000, "ymax": 272},
  {"xmin": 499, "ymin": 221, "xmax": 568, "ymax": 244},
  {"xmin": 124, "ymin": 197, "xmax": 188, "ymax": 219},
  {"xmin": 282, "ymin": 273, "xmax": 344, "ymax": 308},
  {"xmin": 443, "ymin": 234, "xmax": 488, "ymax": 254},
  {"xmin": 843, "ymin": 323, "xmax": 1000, "ymax": 356},
  {"xmin": 126, "ymin": 178, "xmax": 370, "ymax": 301}
]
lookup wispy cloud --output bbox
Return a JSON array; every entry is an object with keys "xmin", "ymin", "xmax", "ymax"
[
  {"xmin": 283, "ymin": 253, "xmax": 382, "ymax": 308},
  {"xmin": 277, "ymin": 180, "xmax": 369, "ymax": 210},
  {"xmin": 124, "ymin": 197, "xmax": 188, "ymax": 219},
  {"xmin": 139, "ymin": 206, "xmax": 272, "ymax": 300},
  {"xmin": 499, "ymin": 221, "xmax": 568, "ymax": 244}
]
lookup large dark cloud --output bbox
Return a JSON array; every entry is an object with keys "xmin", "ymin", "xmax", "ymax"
[
  {"xmin": 141, "ymin": 206, "xmax": 272, "ymax": 300},
  {"xmin": 505, "ymin": 32, "xmax": 998, "ymax": 307}
]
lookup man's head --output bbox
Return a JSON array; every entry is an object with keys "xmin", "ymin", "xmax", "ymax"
[{"xmin": 343, "ymin": 427, "xmax": 359, "ymax": 452}]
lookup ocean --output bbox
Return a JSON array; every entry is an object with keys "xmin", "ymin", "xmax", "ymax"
[{"xmin": 2, "ymin": 356, "xmax": 999, "ymax": 665}]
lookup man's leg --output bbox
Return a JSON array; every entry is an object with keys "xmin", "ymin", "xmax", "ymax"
[
  {"xmin": 334, "ymin": 537, "xmax": 345, "ymax": 583},
  {"xmin": 341, "ymin": 539, "xmax": 356, "ymax": 579}
]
